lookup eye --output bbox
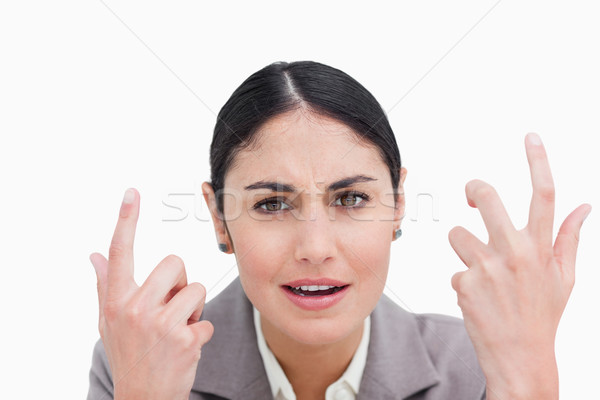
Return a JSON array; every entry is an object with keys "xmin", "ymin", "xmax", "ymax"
[
  {"xmin": 253, "ymin": 197, "xmax": 291, "ymax": 213},
  {"xmin": 333, "ymin": 191, "xmax": 371, "ymax": 207},
  {"xmin": 253, "ymin": 191, "xmax": 371, "ymax": 214}
]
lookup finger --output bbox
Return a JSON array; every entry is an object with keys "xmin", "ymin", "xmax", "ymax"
[
  {"xmin": 525, "ymin": 132, "xmax": 555, "ymax": 247},
  {"xmin": 139, "ymin": 254, "xmax": 188, "ymax": 306},
  {"xmin": 107, "ymin": 188, "xmax": 139, "ymax": 295},
  {"xmin": 451, "ymin": 270, "xmax": 467, "ymax": 295},
  {"xmin": 553, "ymin": 203, "xmax": 592, "ymax": 275},
  {"xmin": 90, "ymin": 253, "xmax": 108, "ymax": 316},
  {"xmin": 190, "ymin": 320, "xmax": 214, "ymax": 349},
  {"xmin": 448, "ymin": 226, "xmax": 488, "ymax": 268},
  {"xmin": 162, "ymin": 282, "xmax": 207, "ymax": 326},
  {"xmin": 90, "ymin": 252, "xmax": 108, "ymax": 300},
  {"xmin": 465, "ymin": 179, "xmax": 516, "ymax": 250}
]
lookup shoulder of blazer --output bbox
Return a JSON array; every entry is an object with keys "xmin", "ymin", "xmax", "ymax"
[{"xmin": 357, "ymin": 294, "xmax": 486, "ymax": 399}]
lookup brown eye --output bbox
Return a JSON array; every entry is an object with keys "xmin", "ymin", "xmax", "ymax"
[
  {"xmin": 340, "ymin": 194, "xmax": 358, "ymax": 206},
  {"xmin": 264, "ymin": 201, "xmax": 281, "ymax": 211},
  {"xmin": 334, "ymin": 191, "xmax": 369, "ymax": 207},
  {"xmin": 254, "ymin": 197, "xmax": 291, "ymax": 213}
]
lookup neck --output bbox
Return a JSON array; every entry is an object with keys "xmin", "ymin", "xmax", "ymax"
[{"xmin": 260, "ymin": 315, "xmax": 364, "ymax": 399}]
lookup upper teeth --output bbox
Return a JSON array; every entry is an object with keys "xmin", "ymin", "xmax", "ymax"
[{"xmin": 294, "ymin": 285, "xmax": 337, "ymax": 291}]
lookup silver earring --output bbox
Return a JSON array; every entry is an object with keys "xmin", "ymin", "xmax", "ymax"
[
  {"xmin": 393, "ymin": 228, "xmax": 402, "ymax": 240},
  {"xmin": 218, "ymin": 243, "xmax": 228, "ymax": 252}
]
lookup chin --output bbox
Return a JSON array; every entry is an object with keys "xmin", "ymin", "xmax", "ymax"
[{"xmin": 282, "ymin": 315, "xmax": 358, "ymax": 345}]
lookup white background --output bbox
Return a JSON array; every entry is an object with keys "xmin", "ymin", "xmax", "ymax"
[{"xmin": 1, "ymin": 1, "xmax": 598, "ymax": 398}]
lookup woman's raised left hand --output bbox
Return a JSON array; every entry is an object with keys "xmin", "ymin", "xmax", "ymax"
[{"xmin": 448, "ymin": 132, "xmax": 591, "ymax": 400}]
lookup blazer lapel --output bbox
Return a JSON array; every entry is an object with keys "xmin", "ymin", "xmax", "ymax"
[
  {"xmin": 357, "ymin": 294, "xmax": 441, "ymax": 400},
  {"xmin": 191, "ymin": 277, "xmax": 272, "ymax": 400}
]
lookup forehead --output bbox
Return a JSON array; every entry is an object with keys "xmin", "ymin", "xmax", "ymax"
[{"xmin": 225, "ymin": 109, "xmax": 390, "ymax": 188}]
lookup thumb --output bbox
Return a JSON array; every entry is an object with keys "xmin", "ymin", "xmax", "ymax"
[{"xmin": 553, "ymin": 204, "xmax": 592, "ymax": 274}]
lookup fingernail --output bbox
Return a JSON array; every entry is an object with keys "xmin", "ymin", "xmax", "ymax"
[
  {"xmin": 123, "ymin": 188, "xmax": 135, "ymax": 204},
  {"xmin": 527, "ymin": 132, "xmax": 542, "ymax": 146}
]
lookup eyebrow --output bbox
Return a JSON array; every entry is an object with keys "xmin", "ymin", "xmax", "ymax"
[{"xmin": 243, "ymin": 175, "xmax": 378, "ymax": 193}]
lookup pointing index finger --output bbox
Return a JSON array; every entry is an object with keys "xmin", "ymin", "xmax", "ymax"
[{"xmin": 108, "ymin": 188, "xmax": 139, "ymax": 294}]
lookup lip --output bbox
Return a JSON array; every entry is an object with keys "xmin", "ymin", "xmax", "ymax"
[
  {"xmin": 281, "ymin": 283, "xmax": 350, "ymax": 311},
  {"xmin": 284, "ymin": 278, "xmax": 349, "ymax": 287}
]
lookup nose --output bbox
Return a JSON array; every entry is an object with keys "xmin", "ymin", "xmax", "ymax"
[{"xmin": 293, "ymin": 204, "xmax": 338, "ymax": 265}]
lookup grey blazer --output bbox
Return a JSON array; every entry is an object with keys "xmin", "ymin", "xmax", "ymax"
[{"xmin": 88, "ymin": 277, "xmax": 486, "ymax": 399}]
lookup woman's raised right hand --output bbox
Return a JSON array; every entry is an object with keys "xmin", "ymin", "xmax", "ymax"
[{"xmin": 89, "ymin": 188, "xmax": 214, "ymax": 400}]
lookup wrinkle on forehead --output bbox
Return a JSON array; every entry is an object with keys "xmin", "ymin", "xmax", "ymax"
[
  {"xmin": 225, "ymin": 109, "xmax": 384, "ymax": 191},
  {"xmin": 229, "ymin": 109, "xmax": 371, "ymax": 168}
]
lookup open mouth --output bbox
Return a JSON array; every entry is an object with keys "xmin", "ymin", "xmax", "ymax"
[{"xmin": 285, "ymin": 285, "xmax": 348, "ymax": 296}]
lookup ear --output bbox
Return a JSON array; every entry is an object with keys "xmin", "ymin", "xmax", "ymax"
[
  {"xmin": 392, "ymin": 167, "xmax": 407, "ymax": 236},
  {"xmin": 201, "ymin": 181, "xmax": 234, "ymax": 254}
]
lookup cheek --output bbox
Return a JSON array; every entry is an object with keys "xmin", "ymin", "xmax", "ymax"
[
  {"xmin": 239, "ymin": 250, "xmax": 278, "ymax": 280},
  {"xmin": 348, "ymin": 222, "xmax": 391, "ymax": 289},
  {"xmin": 236, "ymin": 256, "xmax": 277, "ymax": 317},
  {"xmin": 231, "ymin": 223, "xmax": 288, "ymax": 304}
]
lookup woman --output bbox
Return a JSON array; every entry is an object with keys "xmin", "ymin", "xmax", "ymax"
[{"xmin": 87, "ymin": 61, "xmax": 591, "ymax": 399}]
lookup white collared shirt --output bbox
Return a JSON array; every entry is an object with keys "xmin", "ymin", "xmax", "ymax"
[{"xmin": 253, "ymin": 306, "xmax": 371, "ymax": 400}]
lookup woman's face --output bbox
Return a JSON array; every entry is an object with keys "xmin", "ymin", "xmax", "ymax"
[{"xmin": 203, "ymin": 109, "xmax": 406, "ymax": 345}]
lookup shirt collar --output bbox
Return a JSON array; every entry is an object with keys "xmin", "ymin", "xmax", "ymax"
[
  {"xmin": 253, "ymin": 305, "xmax": 371, "ymax": 399},
  {"xmin": 344, "ymin": 313, "xmax": 370, "ymax": 394}
]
